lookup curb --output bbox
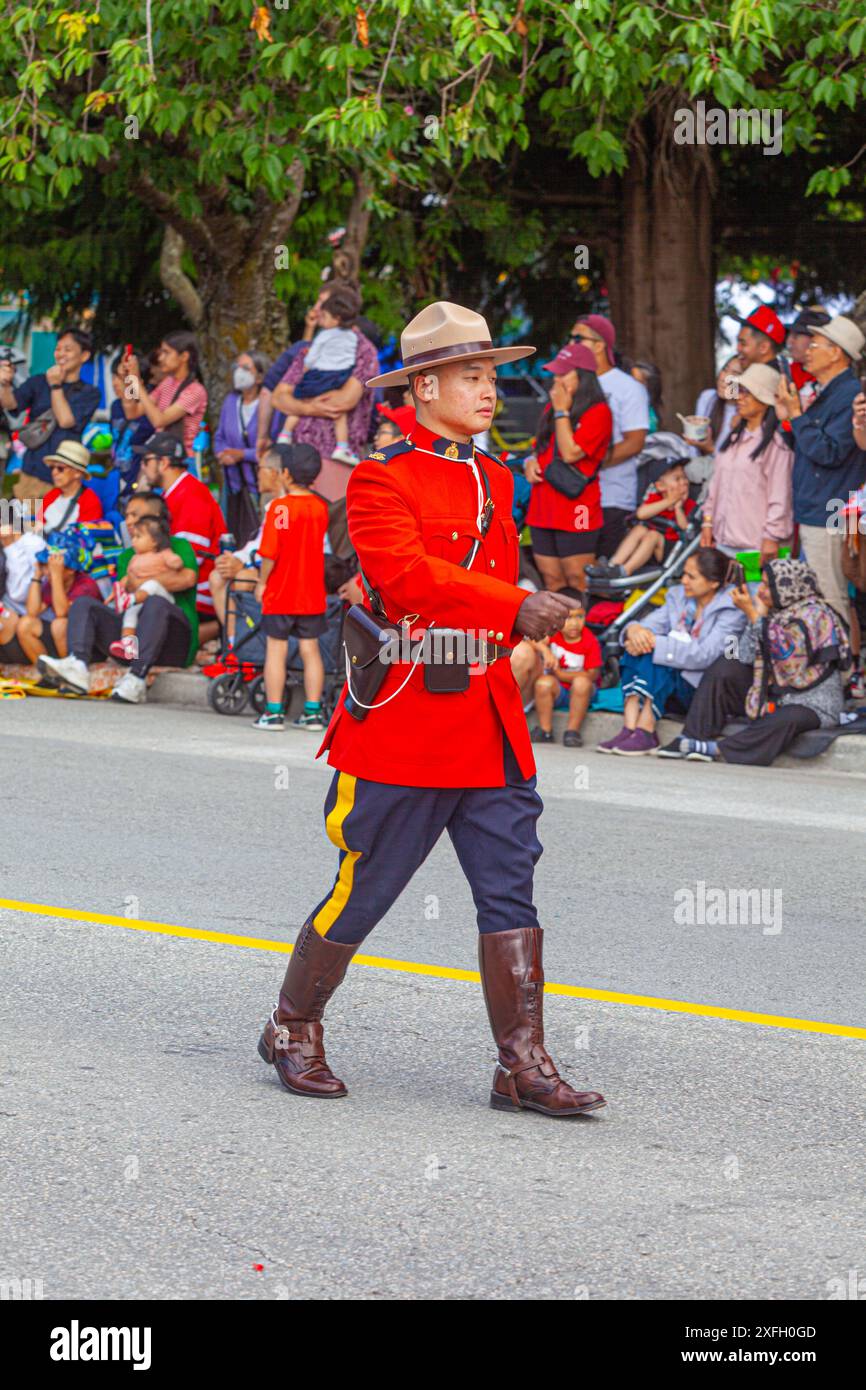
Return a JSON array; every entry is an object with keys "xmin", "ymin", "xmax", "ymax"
[{"xmin": 149, "ymin": 670, "xmax": 866, "ymax": 774}]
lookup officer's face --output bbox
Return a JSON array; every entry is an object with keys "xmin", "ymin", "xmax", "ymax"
[{"xmin": 416, "ymin": 358, "xmax": 498, "ymax": 438}]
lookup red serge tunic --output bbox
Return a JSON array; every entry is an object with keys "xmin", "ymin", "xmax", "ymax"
[
  {"xmin": 525, "ymin": 400, "xmax": 612, "ymax": 534},
  {"xmin": 317, "ymin": 422, "xmax": 534, "ymax": 788}
]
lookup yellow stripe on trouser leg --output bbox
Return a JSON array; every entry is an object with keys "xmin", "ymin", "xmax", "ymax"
[{"xmin": 312, "ymin": 772, "xmax": 361, "ymax": 937}]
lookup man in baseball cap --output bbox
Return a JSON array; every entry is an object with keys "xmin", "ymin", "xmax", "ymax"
[
  {"xmin": 736, "ymin": 305, "xmax": 786, "ymax": 369},
  {"xmin": 132, "ymin": 430, "xmax": 186, "ymax": 465},
  {"xmin": 775, "ymin": 313, "xmax": 866, "ymax": 628}
]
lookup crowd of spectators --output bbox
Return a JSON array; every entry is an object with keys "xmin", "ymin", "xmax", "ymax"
[{"xmin": 1, "ymin": 291, "xmax": 865, "ymax": 768}]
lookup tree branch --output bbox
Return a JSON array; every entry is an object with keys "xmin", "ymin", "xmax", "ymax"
[
  {"xmin": 133, "ymin": 171, "xmax": 220, "ymax": 265},
  {"xmin": 252, "ymin": 156, "xmax": 306, "ymax": 256},
  {"xmin": 159, "ymin": 225, "xmax": 203, "ymax": 327}
]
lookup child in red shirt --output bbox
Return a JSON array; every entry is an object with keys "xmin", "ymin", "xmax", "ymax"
[
  {"xmin": 254, "ymin": 443, "xmax": 330, "ymax": 732},
  {"xmin": 529, "ymin": 588, "xmax": 602, "ymax": 747},
  {"xmin": 589, "ymin": 462, "xmax": 695, "ymax": 578}
]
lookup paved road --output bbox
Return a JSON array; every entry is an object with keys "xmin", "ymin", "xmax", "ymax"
[{"xmin": 1, "ymin": 698, "xmax": 865, "ymax": 1300}]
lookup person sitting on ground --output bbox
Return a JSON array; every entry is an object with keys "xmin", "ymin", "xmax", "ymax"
[
  {"xmin": 134, "ymin": 430, "xmax": 227, "ymax": 640},
  {"xmin": 253, "ymin": 443, "xmax": 330, "ymax": 732},
  {"xmin": 672, "ymin": 558, "xmax": 850, "ymax": 767},
  {"xmin": 276, "ymin": 287, "xmax": 364, "ymax": 467},
  {"xmin": 588, "ymin": 460, "xmax": 695, "ymax": 579},
  {"xmin": 37, "ymin": 508, "xmax": 199, "ymax": 705},
  {"xmin": 39, "ymin": 440, "xmax": 104, "ymax": 531},
  {"xmin": 16, "ymin": 548, "xmax": 101, "ymax": 665},
  {"xmin": 528, "ymin": 589, "xmax": 602, "ymax": 748},
  {"xmin": 208, "ymin": 451, "xmax": 288, "ymax": 637},
  {"xmin": 107, "ymin": 513, "xmax": 185, "ymax": 662},
  {"xmin": 598, "ymin": 548, "xmax": 746, "ymax": 755},
  {"xmin": 701, "ymin": 363, "xmax": 792, "ymax": 563},
  {"xmin": 0, "ymin": 520, "xmax": 44, "ymax": 660}
]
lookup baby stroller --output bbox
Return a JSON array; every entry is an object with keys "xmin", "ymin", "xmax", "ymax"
[
  {"xmin": 585, "ymin": 433, "xmax": 703, "ymax": 689},
  {"xmin": 204, "ymin": 582, "xmax": 346, "ymax": 718}
]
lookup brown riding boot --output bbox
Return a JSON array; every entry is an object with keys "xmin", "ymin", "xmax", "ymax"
[
  {"xmin": 478, "ymin": 927, "xmax": 606, "ymax": 1117},
  {"xmin": 258, "ymin": 921, "xmax": 357, "ymax": 1098}
]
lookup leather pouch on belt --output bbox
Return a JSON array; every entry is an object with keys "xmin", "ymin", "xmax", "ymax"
[{"xmin": 343, "ymin": 603, "xmax": 401, "ymax": 721}]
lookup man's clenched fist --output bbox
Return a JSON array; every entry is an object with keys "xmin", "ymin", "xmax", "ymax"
[{"xmin": 515, "ymin": 589, "xmax": 583, "ymax": 641}]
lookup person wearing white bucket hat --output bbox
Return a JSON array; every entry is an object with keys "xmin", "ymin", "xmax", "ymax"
[
  {"xmin": 702, "ymin": 363, "xmax": 793, "ymax": 560},
  {"xmin": 775, "ymin": 314, "xmax": 866, "ymax": 628}
]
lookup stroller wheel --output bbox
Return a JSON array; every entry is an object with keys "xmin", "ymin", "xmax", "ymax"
[
  {"xmin": 208, "ymin": 671, "xmax": 249, "ymax": 716},
  {"xmin": 249, "ymin": 675, "xmax": 267, "ymax": 716},
  {"xmin": 599, "ymin": 654, "xmax": 620, "ymax": 690}
]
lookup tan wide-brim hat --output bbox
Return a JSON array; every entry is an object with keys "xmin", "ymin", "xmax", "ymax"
[
  {"xmin": 808, "ymin": 314, "xmax": 864, "ymax": 363},
  {"xmin": 43, "ymin": 438, "xmax": 91, "ymax": 474},
  {"xmin": 737, "ymin": 363, "xmax": 781, "ymax": 406},
  {"xmin": 366, "ymin": 300, "xmax": 535, "ymax": 388}
]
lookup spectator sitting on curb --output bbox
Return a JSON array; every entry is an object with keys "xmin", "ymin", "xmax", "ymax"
[
  {"xmin": 15, "ymin": 548, "xmax": 101, "ymax": 664},
  {"xmin": 0, "ymin": 521, "xmax": 44, "ymax": 660},
  {"xmin": 669, "ymin": 558, "xmax": 850, "ymax": 766},
  {"xmin": 37, "ymin": 512, "xmax": 199, "ymax": 704},
  {"xmin": 39, "ymin": 440, "xmax": 104, "ymax": 531},
  {"xmin": 526, "ymin": 589, "xmax": 602, "ymax": 748},
  {"xmin": 598, "ymin": 548, "xmax": 746, "ymax": 756}
]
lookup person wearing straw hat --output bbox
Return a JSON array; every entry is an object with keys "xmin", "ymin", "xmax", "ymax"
[
  {"xmin": 40, "ymin": 440, "xmax": 104, "ymax": 533},
  {"xmin": 258, "ymin": 301, "xmax": 606, "ymax": 1120},
  {"xmin": 775, "ymin": 314, "xmax": 866, "ymax": 629}
]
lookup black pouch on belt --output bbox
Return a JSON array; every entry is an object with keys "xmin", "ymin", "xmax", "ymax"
[
  {"xmin": 422, "ymin": 628, "xmax": 471, "ymax": 693},
  {"xmin": 343, "ymin": 603, "xmax": 401, "ymax": 720}
]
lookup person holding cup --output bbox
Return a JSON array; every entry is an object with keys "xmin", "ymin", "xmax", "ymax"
[{"xmin": 701, "ymin": 363, "xmax": 792, "ymax": 565}]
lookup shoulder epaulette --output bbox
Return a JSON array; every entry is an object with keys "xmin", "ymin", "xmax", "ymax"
[
  {"xmin": 476, "ymin": 446, "xmax": 510, "ymax": 470},
  {"xmin": 363, "ymin": 439, "xmax": 415, "ymax": 466}
]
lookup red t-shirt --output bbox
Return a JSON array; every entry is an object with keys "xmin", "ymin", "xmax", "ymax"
[
  {"xmin": 641, "ymin": 487, "xmax": 696, "ymax": 542},
  {"xmin": 163, "ymin": 470, "xmax": 227, "ymax": 616},
  {"xmin": 525, "ymin": 400, "xmax": 611, "ymax": 533},
  {"xmin": 548, "ymin": 627, "xmax": 602, "ymax": 686},
  {"xmin": 40, "ymin": 570, "xmax": 101, "ymax": 611},
  {"xmin": 41, "ymin": 486, "xmax": 103, "ymax": 530},
  {"xmin": 258, "ymin": 491, "xmax": 330, "ymax": 615}
]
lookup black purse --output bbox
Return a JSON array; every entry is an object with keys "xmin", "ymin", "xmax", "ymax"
[
  {"xmin": 544, "ymin": 436, "xmax": 595, "ymax": 500},
  {"xmin": 343, "ymin": 454, "xmax": 494, "ymax": 720}
]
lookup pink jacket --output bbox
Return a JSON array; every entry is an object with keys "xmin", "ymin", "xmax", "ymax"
[{"xmin": 707, "ymin": 426, "xmax": 793, "ymax": 551}]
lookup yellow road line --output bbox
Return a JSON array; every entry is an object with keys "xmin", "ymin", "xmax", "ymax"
[{"xmin": 2, "ymin": 896, "xmax": 865, "ymax": 1041}]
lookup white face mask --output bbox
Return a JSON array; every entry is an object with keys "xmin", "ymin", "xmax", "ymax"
[{"xmin": 233, "ymin": 366, "xmax": 256, "ymax": 391}]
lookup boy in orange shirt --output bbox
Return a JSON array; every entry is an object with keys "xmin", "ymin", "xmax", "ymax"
[{"xmin": 253, "ymin": 443, "xmax": 330, "ymax": 731}]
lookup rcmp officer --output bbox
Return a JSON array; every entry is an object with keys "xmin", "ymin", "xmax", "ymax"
[{"xmin": 259, "ymin": 302, "xmax": 606, "ymax": 1119}]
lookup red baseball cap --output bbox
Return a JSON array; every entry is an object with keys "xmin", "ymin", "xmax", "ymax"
[
  {"xmin": 575, "ymin": 313, "xmax": 616, "ymax": 364},
  {"xmin": 376, "ymin": 402, "xmax": 415, "ymax": 435},
  {"xmin": 737, "ymin": 305, "xmax": 786, "ymax": 346},
  {"xmin": 542, "ymin": 342, "xmax": 597, "ymax": 376}
]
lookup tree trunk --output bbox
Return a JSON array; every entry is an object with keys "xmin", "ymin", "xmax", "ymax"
[{"xmin": 606, "ymin": 106, "xmax": 715, "ymax": 428}]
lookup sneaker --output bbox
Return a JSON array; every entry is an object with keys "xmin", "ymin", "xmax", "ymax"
[
  {"xmin": 110, "ymin": 672, "xmax": 147, "ymax": 704},
  {"xmin": 109, "ymin": 635, "xmax": 139, "ymax": 662},
  {"xmin": 656, "ymin": 737, "xmax": 686, "ymax": 759},
  {"xmin": 612, "ymin": 728, "xmax": 659, "ymax": 756},
  {"xmin": 563, "ymin": 729, "xmax": 583, "ymax": 748},
  {"xmin": 254, "ymin": 712, "xmax": 285, "ymax": 731},
  {"xmin": 37, "ymin": 654, "xmax": 91, "ymax": 694},
  {"xmin": 530, "ymin": 725, "xmax": 555, "ymax": 743},
  {"xmin": 293, "ymin": 710, "xmax": 325, "ymax": 731},
  {"xmin": 680, "ymin": 738, "xmax": 715, "ymax": 762},
  {"xmin": 331, "ymin": 445, "xmax": 361, "ymax": 467},
  {"xmin": 597, "ymin": 725, "xmax": 631, "ymax": 754}
]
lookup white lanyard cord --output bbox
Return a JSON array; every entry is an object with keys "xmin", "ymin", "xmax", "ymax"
[{"xmin": 344, "ymin": 629, "xmax": 430, "ymax": 710}]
